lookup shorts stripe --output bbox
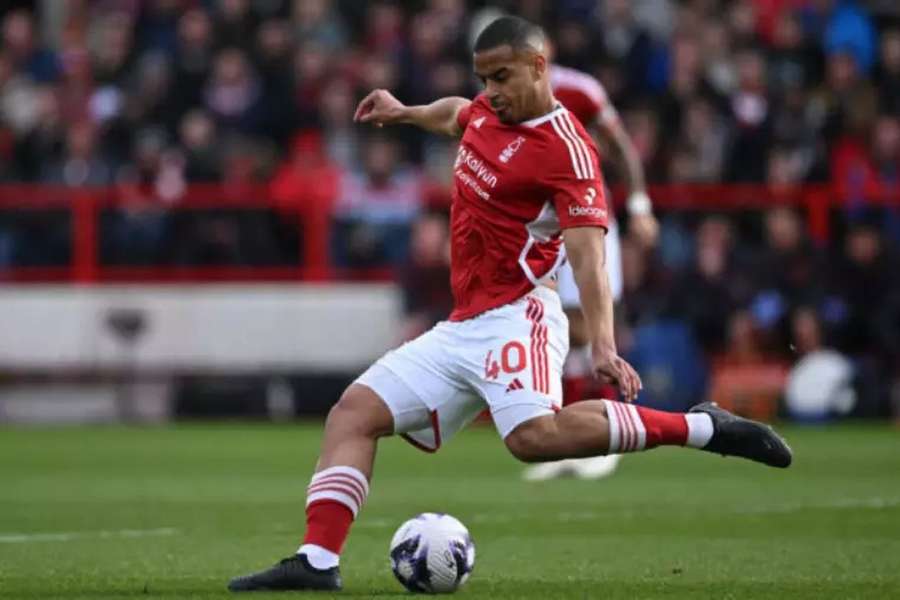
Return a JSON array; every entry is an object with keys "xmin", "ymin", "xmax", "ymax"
[
  {"xmin": 540, "ymin": 323, "xmax": 549, "ymax": 394},
  {"xmin": 537, "ymin": 300, "xmax": 547, "ymax": 394},
  {"xmin": 526, "ymin": 296, "xmax": 549, "ymax": 394},
  {"xmin": 527, "ymin": 298, "xmax": 540, "ymax": 392}
]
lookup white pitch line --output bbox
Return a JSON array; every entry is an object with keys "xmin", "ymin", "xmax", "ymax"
[
  {"xmin": 736, "ymin": 497, "xmax": 900, "ymax": 515},
  {"xmin": 0, "ymin": 527, "xmax": 179, "ymax": 544}
]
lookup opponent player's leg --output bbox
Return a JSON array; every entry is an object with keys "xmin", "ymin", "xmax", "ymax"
[
  {"xmin": 503, "ymin": 398, "xmax": 792, "ymax": 467},
  {"xmin": 228, "ymin": 382, "xmax": 395, "ymax": 592}
]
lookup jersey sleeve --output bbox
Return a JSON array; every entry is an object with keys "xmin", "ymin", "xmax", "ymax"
[
  {"xmin": 456, "ymin": 102, "xmax": 472, "ymax": 130},
  {"xmin": 546, "ymin": 122, "xmax": 609, "ymax": 230},
  {"xmin": 456, "ymin": 94, "xmax": 488, "ymax": 131}
]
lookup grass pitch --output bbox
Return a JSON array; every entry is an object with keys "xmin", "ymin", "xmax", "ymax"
[{"xmin": 1, "ymin": 421, "xmax": 898, "ymax": 599}]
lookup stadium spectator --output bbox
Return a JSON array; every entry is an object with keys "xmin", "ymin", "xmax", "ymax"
[
  {"xmin": 399, "ymin": 210, "xmax": 452, "ymax": 342},
  {"xmin": 331, "ymin": 135, "xmax": 423, "ymax": 269},
  {"xmin": 171, "ymin": 8, "xmax": 215, "ymax": 122},
  {"xmin": 40, "ymin": 120, "xmax": 113, "ymax": 187},
  {"xmin": 708, "ymin": 309, "xmax": 789, "ymax": 421},
  {"xmin": 178, "ymin": 109, "xmax": 221, "ymax": 182},
  {"xmin": 828, "ymin": 221, "xmax": 896, "ymax": 356},
  {"xmin": 784, "ymin": 305, "xmax": 856, "ymax": 421},
  {"xmin": 726, "ymin": 47, "xmax": 773, "ymax": 182},
  {"xmin": 291, "ymin": 0, "xmax": 347, "ymax": 53},
  {"xmin": 875, "ymin": 28, "xmax": 900, "ymax": 113},
  {"xmin": 669, "ymin": 96, "xmax": 729, "ymax": 182},
  {"xmin": 2, "ymin": 9, "xmax": 59, "ymax": 83},
  {"xmin": 752, "ymin": 206, "xmax": 823, "ymax": 310},
  {"xmin": 672, "ymin": 216, "xmax": 754, "ymax": 354},
  {"xmin": 203, "ymin": 48, "xmax": 263, "ymax": 135}
]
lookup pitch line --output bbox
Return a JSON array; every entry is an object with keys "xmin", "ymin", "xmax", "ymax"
[{"xmin": 0, "ymin": 527, "xmax": 179, "ymax": 544}]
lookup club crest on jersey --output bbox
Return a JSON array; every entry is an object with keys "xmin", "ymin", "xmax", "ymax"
[{"xmin": 499, "ymin": 136, "xmax": 526, "ymax": 163}]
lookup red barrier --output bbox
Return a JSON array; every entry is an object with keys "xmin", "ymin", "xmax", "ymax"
[{"xmin": 0, "ymin": 183, "xmax": 896, "ymax": 284}]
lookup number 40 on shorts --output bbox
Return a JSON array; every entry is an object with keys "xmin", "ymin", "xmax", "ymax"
[{"xmin": 483, "ymin": 341, "xmax": 527, "ymax": 380}]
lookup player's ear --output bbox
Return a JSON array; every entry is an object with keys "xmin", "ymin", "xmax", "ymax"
[{"xmin": 531, "ymin": 53, "xmax": 547, "ymax": 79}]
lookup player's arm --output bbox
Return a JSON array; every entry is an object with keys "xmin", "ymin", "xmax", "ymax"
[
  {"xmin": 595, "ymin": 113, "xmax": 659, "ymax": 247},
  {"xmin": 564, "ymin": 227, "xmax": 642, "ymax": 401},
  {"xmin": 354, "ymin": 89, "xmax": 471, "ymax": 137}
]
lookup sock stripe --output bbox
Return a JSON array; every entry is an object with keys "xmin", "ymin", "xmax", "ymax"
[
  {"xmin": 626, "ymin": 404, "xmax": 647, "ymax": 450},
  {"xmin": 613, "ymin": 401, "xmax": 634, "ymax": 451},
  {"xmin": 307, "ymin": 466, "xmax": 369, "ymax": 520},
  {"xmin": 604, "ymin": 399, "xmax": 621, "ymax": 453},
  {"xmin": 307, "ymin": 480, "xmax": 365, "ymax": 510},
  {"xmin": 311, "ymin": 466, "xmax": 369, "ymax": 494},
  {"xmin": 624, "ymin": 403, "xmax": 638, "ymax": 450},
  {"xmin": 605, "ymin": 400, "xmax": 651, "ymax": 453},
  {"xmin": 308, "ymin": 474, "xmax": 367, "ymax": 505}
]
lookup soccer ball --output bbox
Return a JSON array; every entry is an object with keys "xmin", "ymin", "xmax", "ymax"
[{"xmin": 389, "ymin": 513, "xmax": 475, "ymax": 593}]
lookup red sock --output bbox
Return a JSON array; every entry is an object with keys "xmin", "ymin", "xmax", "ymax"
[
  {"xmin": 604, "ymin": 400, "xmax": 689, "ymax": 452},
  {"xmin": 303, "ymin": 500, "xmax": 353, "ymax": 554},
  {"xmin": 302, "ymin": 465, "xmax": 369, "ymax": 555},
  {"xmin": 634, "ymin": 405, "xmax": 688, "ymax": 447}
]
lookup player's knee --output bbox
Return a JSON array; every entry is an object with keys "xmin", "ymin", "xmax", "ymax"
[
  {"xmin": 327, "ymin": 384, "xmax": 394, "ymax": 439},
  {"xmin": 504, "ymin": 419, "xmax": 553, "ymax": 463}
]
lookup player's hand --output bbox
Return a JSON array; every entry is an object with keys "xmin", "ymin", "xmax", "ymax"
[
  {"xmin": 592, "ymin": 345, "xmax": 642, "ymax": 402},
  {"xmin": 354, "ymin": 89, "xmax": 406, "ymax": 128},
  {"xmin": 628, "ymin": 212, "xmax": 659, "ymax": 249}
]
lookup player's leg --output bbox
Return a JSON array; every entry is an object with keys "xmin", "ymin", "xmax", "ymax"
[
  {"xmin": 503, "ymin": 398, "xmax": 792, "ymax": 467},
  {"xmin": 228, "ymin": 382, "xmax": 399, "ymax": 593},
  {"xmin": 298, "ymin": 383, "xmax": 393, "ymax": 564},
  {"xmin": 229, "ymin": 326, "xmax": 455, "ymax": 593}
]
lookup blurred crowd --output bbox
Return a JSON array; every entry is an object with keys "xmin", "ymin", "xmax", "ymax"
[{"xmin": 0, "ymin": 0, "xmax": 899, "ymax": 416}]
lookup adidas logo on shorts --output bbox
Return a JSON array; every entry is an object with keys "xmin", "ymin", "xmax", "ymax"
[{"xmin": 505, "ymin": 378, "xmax": 524, "ymax": 393}]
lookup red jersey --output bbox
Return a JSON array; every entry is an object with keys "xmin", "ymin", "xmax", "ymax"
[
  {"xmin": 550, "ymin": 64, "xmax": 618, "ymax": 128},
  {"xmin": 448, "ymin": 94, "xmax": 609, "ymax": 321}
]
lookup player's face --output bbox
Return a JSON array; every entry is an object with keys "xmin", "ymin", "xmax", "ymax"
[{"xmin": 473, "ymin": 45, "xmax": 546, "ymax": 124}]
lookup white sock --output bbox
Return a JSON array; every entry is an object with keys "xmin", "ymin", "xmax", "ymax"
[
  {"xmin": 603, "ymin": 399, "xmax": 647, "ymax": 452},
  {"xmin": 306, "ymin": 465, "xmax": 369, "ymax": 518},
  {"xmin": 298, "ymin": 543, "xmax": 340, "ymax": 569},
  {"xmin": 685, "ymin": 413, "xmax": 714, "ymax": 448}
]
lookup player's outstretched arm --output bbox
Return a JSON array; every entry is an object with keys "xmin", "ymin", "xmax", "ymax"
[
  {"xmin": 564, "ymin": 226, "xmax": 642, "ymax": 401},
  {"xmin": 354, "ymin": 89, "xmax": 471, "ymax": 137}
]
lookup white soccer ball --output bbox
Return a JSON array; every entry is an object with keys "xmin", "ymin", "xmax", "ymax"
[{"xmin": 389, "ymin": 513, "xmax": 475, "ymax": 594}]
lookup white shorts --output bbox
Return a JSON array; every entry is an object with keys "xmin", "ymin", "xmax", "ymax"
[{"xmin": 355, "ymin": 286, "xmax": 568, "ymax": 451}]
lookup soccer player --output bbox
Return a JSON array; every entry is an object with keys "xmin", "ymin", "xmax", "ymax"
[
  {"xmin": 228, "ymin": 16, "xmax": 792, "ymax": 593},
  {"xmin": 522, "ymin": 55, "xmax": 659, "ymax": 482}
]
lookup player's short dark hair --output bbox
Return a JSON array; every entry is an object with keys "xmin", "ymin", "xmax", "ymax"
[{"xmin": 473, "ymin": 16, "xmax": 545, "ymax": 54}]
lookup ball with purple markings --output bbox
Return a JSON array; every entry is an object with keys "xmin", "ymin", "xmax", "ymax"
[{"xmin": 389, "ymin": 513, "xmax": 475, "ymax": 593}]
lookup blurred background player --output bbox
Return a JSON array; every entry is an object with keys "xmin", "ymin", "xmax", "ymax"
[{"xmin": 523, "ymin": 51, "xmax": 660, "ymax": 481}]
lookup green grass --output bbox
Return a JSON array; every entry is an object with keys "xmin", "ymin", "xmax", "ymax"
[{"xmin": 1, "ymin": 422, "xmax": 899, "ymax": 599}]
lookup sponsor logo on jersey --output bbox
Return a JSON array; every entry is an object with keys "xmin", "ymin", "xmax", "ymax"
[
  {"xmin": 454, "ymin": 146, "xmax": 497, "ymax": 189},
  {"xmin": 568, "ymin": 204, "xmax": 607, "ymax": 219},
  {"xmin": 499, "ymin": 135, "xmax": 526, "ymax": 163},
  {"xmin": 583, "ymin": 187, "xmax": 597, "ymax": 205},
  {"xmin": 472, "ymin": 116, "xmax": 486, "ymax": 129}
]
